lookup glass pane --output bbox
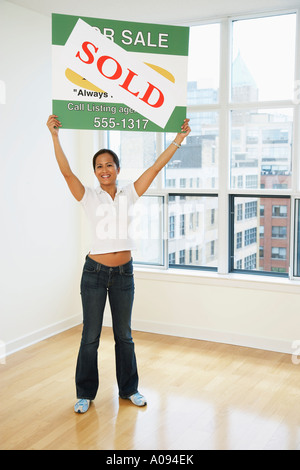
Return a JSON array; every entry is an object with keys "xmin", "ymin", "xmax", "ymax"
[
  {"xmin": 188, "ymin": 23, "xmax": 220, "ymax": 104},
  {"xmin": 168, "ymin": 195, "xmax": 218, "ymax": 269},
  {"xmin": 133, "ymin": 196, "xmax": 164, "ymax": 266},
  {"xmin": 165, "ymin": 111, "xmax": 219, "ymax": 190},
  {"xmin": 230, "ymin": 108, "xmax": 293, "ymax": 190},
  {"xmin": 233, "ymin": 196, "xmax": 290, "ymax": 275},
  {"xmin": 231, "ymin": 14, "xmax": 296, "ymax": 102},
  {"xmin": 108, "ymin": 131, "xmax": 157, "ymax": 188},
  {"xmin": 295, "ymin": 200, "xmax": 300, "ymax": 277}
]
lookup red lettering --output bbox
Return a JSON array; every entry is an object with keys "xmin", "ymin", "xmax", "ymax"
[
  {"xmin": 76, "ymin": 41, "xmax": 98, "ymax": 64},
  {"xmin": 74, "ymin": 44, "xmax": 166, "ymax": 112},
  {"xmin": 119, "ymin": 69, "xmax": 139, "ymax": 97},
  {"xmin": 97, "ymin": 56, "xmax": 122, "ymax": 80},
  {"xmin": 139, "ymin": 82, "xmax": 164, "ymax": 108}
]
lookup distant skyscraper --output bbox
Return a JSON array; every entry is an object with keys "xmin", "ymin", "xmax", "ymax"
[{"xmin": 231, "ymin": 51, "xmax": 259, "ymax": 102}]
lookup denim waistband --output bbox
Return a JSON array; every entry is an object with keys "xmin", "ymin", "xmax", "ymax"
[{"xmin": 85, "ymin": 255, "xmax": 133, "ymax": 274}]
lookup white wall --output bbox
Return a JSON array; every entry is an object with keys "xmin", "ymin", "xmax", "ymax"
[
  {"xmin": 130, "ymin": 271, "xmax": 300, "ymax": 354},
  {"xmin": 0, "ymin": 1, "xmax": 84, "ymax": 354}
]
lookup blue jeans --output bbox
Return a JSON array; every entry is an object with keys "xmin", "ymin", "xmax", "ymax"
[{"xmin": 75, "ymin": 256, "xmax": 139, "ymax": 400}]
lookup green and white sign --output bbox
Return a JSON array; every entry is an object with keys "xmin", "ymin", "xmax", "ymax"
[{"xmin": 52, "ymin": 13, "xmax": 189, "ymax": 132}]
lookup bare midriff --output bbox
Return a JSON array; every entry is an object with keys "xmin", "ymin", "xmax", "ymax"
[{"xmin": 88, "ymin": 250, "xmax": 132, "ymax": 267}]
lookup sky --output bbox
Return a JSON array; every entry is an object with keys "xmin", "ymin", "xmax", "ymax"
[{"xmin": 188, "ymin": 13, "xmax": 296, "ymax": 102}]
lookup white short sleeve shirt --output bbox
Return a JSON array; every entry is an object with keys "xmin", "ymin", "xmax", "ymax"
[{"xmin": 80, "ymin": 183, "xmax": 140, "ymax": 255}]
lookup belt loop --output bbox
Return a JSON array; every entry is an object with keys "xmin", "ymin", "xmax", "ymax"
[{"xmin": 119, "ymin": 264, "xmax": 123, "ymax": 275}]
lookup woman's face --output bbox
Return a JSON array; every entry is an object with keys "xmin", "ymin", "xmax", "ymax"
[{"xmin": 94, "ymin": 153, "xmax": 120, "ymax": 187}]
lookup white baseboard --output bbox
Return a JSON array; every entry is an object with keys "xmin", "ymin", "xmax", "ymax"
[
  {"xmin": 2, "ymin": 314, "xmax": 294, "ymax": 362},
  {"xmin": 107, "ymin": 316, "xmax": 294, "ymax": 356},
  {"xmin": 3, "ymin": 314, "xmax": 82, "ymax": 359}
]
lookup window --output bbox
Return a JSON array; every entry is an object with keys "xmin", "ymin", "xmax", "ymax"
[
  {"xmin": 211, "ymin": 208, "xmax": 215, "ymax": 225},
  {"xmin": 228, "ymin": 12, "xmax": 296, "ymax": 278},
  {"xmin": 168, "ymin": 195, "xmax": 218, "ymax": 269},
  {"xmin": 231, "ymin": 196, "xmax": 290, "ymax": 275},
  {"xmin": 169, "ymin": 252, "xmax": 175, "ymax": 264},
  {"xmin": 188, "ymin": 23, "xmax": 220, "ymax": 104},
  {"xmin": 133, "ymin": 196, "xmax": 164, "ymax": 266},
  {"xmin": 179, "ymin": 250, "xmax": 185, "ymax": 265},
  {"xmin": 180, "ymin": 214, "xmax": 185, "ymax": 236},
  {"xmin": 244, "ymin": 254, "xmax": 256, "ymax": 270},
  {"xmin": 105, "ymin": 12, "xmax": 299, "ymax": 278},
  {"xmin": 236, "ymin": 232, "xmax": 242, "ymax": 249},
  {"xmin": 272, "ymin": 226, "xmax": 287, "ymax": 239},
  {"xmin": 230, "ymin": 109, "xmax": 293, "ymax": 191},
  {"xmin": 236, "ymin": 204, "xmax": 243, "ymax": 221},
  {"xmin": 231, "ymin": 14, "xmax": 296, "ymax": 102},
  {"xmin": 272, "ymin": 205, "xmax": 288, "ymax": 218},
  {"xmin": 169, "ymin": 215, "xmax": 175, "ymax": 239},
  {"xmin": 245, "ymin": 201, "xmax": 257, "ymax": 219},
  {"xmin": 271, "ymin": 247, "xmax": 287, "ymax": 260},
  {"xmin": 245, "ymin": 227, "xmax": 257, "ymax": 246},
  {"xmin": 259, "ymin": 246, "xmax": 264, "ymax": 258},
  {"xmin": 165, "ymin": 111, "xmax": 219, "ymax": 191}
]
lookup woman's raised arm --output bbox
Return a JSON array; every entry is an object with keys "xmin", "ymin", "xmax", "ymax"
[
  {"xmin": 47, "ymin": 115, "xmax": 85, "ymax": 202},
  {"xmin": 134, "ymin": 119, "xmax": 191, "ymax": 197}
]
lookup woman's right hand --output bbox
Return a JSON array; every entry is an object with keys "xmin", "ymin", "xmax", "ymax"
[{"xmin": 47, "ymin": 115, "xmax": 61, "ymax": 136}]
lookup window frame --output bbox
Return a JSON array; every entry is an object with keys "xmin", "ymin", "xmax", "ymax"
[
  {"xmin": 104, "ymin": 9, "xmax": 300, "ymax": 280},
  {"xmin": 229, "ymin": 194, "xmax": 291, "ymax": 278},
  {"xmin": 167, "ymin": 192, "xmax": 219, "ymax": 271}
]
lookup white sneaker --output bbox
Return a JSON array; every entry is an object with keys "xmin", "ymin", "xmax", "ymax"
[
  {"xmin": 74, "ymin": 399, "xmax": 91, "ymax": 413},
  {"xmin": 128, "ymin": 392, "xmax": 147, "ymax": 407}
]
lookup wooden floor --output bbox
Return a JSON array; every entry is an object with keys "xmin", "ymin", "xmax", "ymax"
[{"xmin": 1, "ymin": 325, "xmax": 300, "ymax": 450}]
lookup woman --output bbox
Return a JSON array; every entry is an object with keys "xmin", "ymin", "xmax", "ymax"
[{"xmin": 47, "ymin": 115, "xmax": 191, "ymax": 413}]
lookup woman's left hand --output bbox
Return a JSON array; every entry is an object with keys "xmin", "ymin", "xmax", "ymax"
[{"xmin": 176, "ymin": 118, "xmax": 191, "ymax": 144}]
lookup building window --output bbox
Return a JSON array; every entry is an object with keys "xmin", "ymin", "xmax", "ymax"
[
  {"xmin": 133, "ymin": 196, "xmax": 164, "ymax": 266},
  {"xmin": 272, "ymin": 205, "xmax": 288, "ymax": 218},
  {"xmin": 180, "ymin": 214, "xmax": 185, "ymax": 236},
  {"xmin": 245, "ymin": 227, "xmax": 257, "ymax": 246},
  {"xmin": 245, "ymin": 201, "xmax": 257, "ymax": 219},
  {"xmin": 244, "ymin": 254, "xmax": 257, "ymax": 270},
  {"xmin": 271, "ymin": 247, "xmax": 287, "ymax": 260},
  {"xmin": 169, "ymin": 252, "xmax": 176, "ymax": 265},
  {"xmin": 168, "ymin": 195, "xmax": 218, "ymax": 270},
  {"xmin": 230, "ymin": 196, "xmax": 290, "ymax": 275},
  {"xmin": 236, "ymin": 204, "xmax": 243, "ymax": 221},
  {"xmin": 272, "ymin": 226, "xmax": 287, "ymax": 239},
  {"xmin": 211, "ymin": 208, "xmax": 215, "ymax": 225},
  {"xmin": 179, "ymin": 250, "xmax": 185, "ymax": 265},
  {"xmin": 169, "ymin": 215, "xmax": 175, "ymax": 239},
  {"xmin": 259, "ymin": 246, "xmax": 264, "ymax": 258},
  {"xmin": 236, "ymin": 232, "xmax": 242, "ymax": 249},
  {"xmin": 230, "ymin": 109, "xmax": 293, "ymax": 191}
]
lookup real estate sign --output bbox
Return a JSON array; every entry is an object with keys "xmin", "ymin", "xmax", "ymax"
[{"xmin": 52, "ymin": 13, "xmax": 189, "ymax": 132}]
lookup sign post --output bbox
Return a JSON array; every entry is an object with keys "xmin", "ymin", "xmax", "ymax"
[{"xmin": 52, "ymin": 14, "xmax": 189, "ymax": 132}]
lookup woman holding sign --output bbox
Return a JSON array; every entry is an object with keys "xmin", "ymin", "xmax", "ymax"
[{"xmin": 47, "ymin": 115, "xmax": 190, "ymax": 414}]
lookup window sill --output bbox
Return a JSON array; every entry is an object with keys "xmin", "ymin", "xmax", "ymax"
[{"xmin": 134, "ymin": 265, "xmax": 300, "ymax": 294}]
